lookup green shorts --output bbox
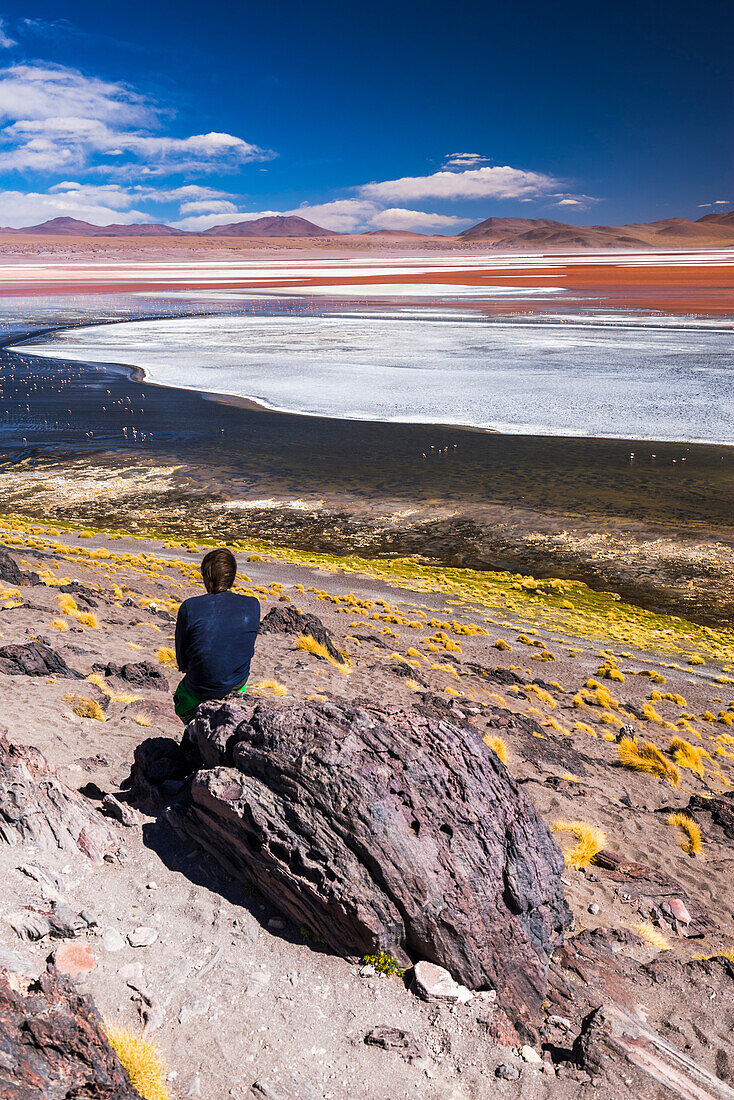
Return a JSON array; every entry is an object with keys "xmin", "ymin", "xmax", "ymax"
[{"xmin": 173, "ymin": 677, "xmax": 247, "ymax": 725}]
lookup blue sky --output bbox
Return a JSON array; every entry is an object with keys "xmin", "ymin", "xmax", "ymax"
[{"xmin": 0, "ymin": 0, "xmax": 730, "ymax": 232}]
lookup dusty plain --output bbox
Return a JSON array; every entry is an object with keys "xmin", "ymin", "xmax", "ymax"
[{"xmin": 1, "ymin": 517, "xmax": 734, "ymax": 1098}]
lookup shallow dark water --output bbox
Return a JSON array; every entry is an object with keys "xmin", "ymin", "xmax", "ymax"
[{"xmin": 1, "ymin": 295, "xmax": 733, "ymax": 529}]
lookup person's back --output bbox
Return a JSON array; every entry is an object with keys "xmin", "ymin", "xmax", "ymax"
[{"xmin": 173, "ymin": 548, "xmax": 260, "ymax": 723}]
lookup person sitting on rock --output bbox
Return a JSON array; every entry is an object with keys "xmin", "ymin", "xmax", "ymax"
[{"xmin": 173, "ymin": 548, "xmax": 260, "ymax": 724}]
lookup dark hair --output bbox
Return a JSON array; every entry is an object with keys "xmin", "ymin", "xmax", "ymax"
[{"xmin": 201, "ymin": 548, "xmax": 237, "ymax": 593}]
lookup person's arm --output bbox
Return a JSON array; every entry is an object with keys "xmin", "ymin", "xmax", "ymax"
[{"xmin": 175, "ymin": 602, "xmax": 188, "ymax": 672}]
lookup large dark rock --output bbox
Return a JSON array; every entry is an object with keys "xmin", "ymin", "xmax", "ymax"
[
  {"xmin": 0, "ymin": 965, "xmax": 138, "ymax": 1098},
  {"xmin": 260, "ymin": 605, "xmax": 343, "ymax": 662},
  {"xmin": 0, "ymin": 643, "xmax": 81, "ymax": 679},
  {"xmin": 0, "ymin": 733, "xmax": 121, "ymax": 863},
  {"xmin": 0, "ymin": 550, "xmax": 40, "ymax": 588},
  {"xmin": 572, "ymin": 1002, "xmax": 731, "ymax": 1099},
  {"xmin": 94, "ymin": 660, "xmax": 169, "ymax": 692},
  {"xmin": 171, "ymin": 698, "xmax": 569, "ymax": 1025}
]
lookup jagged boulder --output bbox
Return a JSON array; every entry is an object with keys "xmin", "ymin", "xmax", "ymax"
[
  {"xmin": 0, "ymin": 733, "xmax": 121, "ymax": 862},
  {"xmin": 259, "ymin": 605, "xmax": 343, "ymax": 662},
  {"xmin": 0, "ymin": 643, "xmax": 81, "ymax": 679},
  {"xmin": 94, "ymin": 660, "xmax": 169, "ymax": 692},
  {"xmin": 0, "ymin": 965, "xmax": 138, "ymax": 1098},
  {"xmin": 0, "ymin": 550, "xmax": 40, "ymax": 587},
  {"xmin": 166, "ymin": 698, "xmax": 569, "ymax": 1025}
]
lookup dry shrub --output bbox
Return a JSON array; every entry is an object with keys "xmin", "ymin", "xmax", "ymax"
[
  {"xmin": 618, "ymin": 737, "xmax": 680, "ymax": 786},
  {"xmin": 105, "ymin": 1026, "xmax": 170, "ymax": 1100},
  {"xmin": 295, "ymin": 633, "xmax": 350, "ymax": 672},
  {"xmin": 552, "ymin": 820, "xmax": 606, "ymax": 869},
  {"xmin": 63, "ymin": 694, "xmax": 106, "ymax": 721},
  {"xmin": 668, "ymin": 736, "xmax": 711, "ymax": 777},
  {"xmin": 668, "ymin": 811, "xmax": 704, "ymax": 856},
  {"xmin": 57, "ymin": 594, "xmax": 78, "ymax": 616},
  {"xmin": 631, "ymin": 921, "xmax": 670, "ymax": 951},
  {"xmin": 156, "ymin": 647, "xmax": 177, "ymax": 666},
  {"xmin": 483, "ymin": 734, "xmax": 508, "ymax": 764},
  {"xmin": 250, "ymin": 679, "xmax": 289, "ymax": 697}
]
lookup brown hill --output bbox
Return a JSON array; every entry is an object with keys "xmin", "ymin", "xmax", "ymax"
[
  {"xmin": 202, "ymin": 215, "xmax": 331, "ymax": 237},
  {"xmin": 458, "ymin": 213, "xmax": 734, "ymax": 250},
  {"xmin": 361, "ymin": 229, "xmax": 428, "ymax": 237},
  {"xmin": 697, "ymin": 210, "xmax": 734, "ymax": 228},
  {"xmin": 458, "ymin": 217, "xmax": 568, "ymax": 241},
  {"xmin": 0, "ymin": 217, "xmax": 186, "ymax": 236}
]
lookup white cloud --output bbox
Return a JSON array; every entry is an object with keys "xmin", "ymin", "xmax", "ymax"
[
  {"xmin": 443, "ymin": 152, "xmax": 491, "ymax": 169},
  {"xmin": 0, "ymin": 186, "xmax": 151, "ymax": 226},
  {"xmin": 0, "ymin": 19, "xmax": 16, "ymax": 48},
  {"xmin": 359, "ymin": 164, "xmax": 562, "ymax": 203},
  {"xmin": 369, "ymin": 207, "xmax": 469, "ymax": 231},
  {"xmin": 0, "ymin": 64, "xmax": 151, "ymax": 126},
  {"xmin": 179, "ymin": 199, "xmax": 238, "ymax": 215},
  {"xmin": 556, "ymin": 198, "xmax": 581, "ymax": 206},
  {"xmin": 172, "ymin": 209, "xmax": 282, "ymax": 232},
  {"xmin": 173, "ymin": 199, "xmax": 471, "ymax": 234},
  {"xmin": 287, "ymin": 199, "xmax": 379, "ymax": 232},
  {"xmin": 714, "ymin": 199, "xmax": 730, "ymax": 205},
  {"xmin": 0, "ymin": 63, "xmax": 272, "ymax": 175}
]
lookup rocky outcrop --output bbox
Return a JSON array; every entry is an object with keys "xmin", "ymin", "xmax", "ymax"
[
  {"xmin": 163, "ymin": 698, "xmax": 569, "ymax": 1026},
  {"xmin": 0, "ymin": 550, "xmax": 40, "ymax": 587},
  {"xmin": 0, "ymin": 642, "xmax": 81, "ymax": 678},
  {"xmin": 574, "ymin": 1002, "xmax": 734, "ymax": 1100},
  {"xmin": 94, "ymin": 660, "xmax": 169, "ymax": 692},
  {"xmin": 260, "ymin": 605, "xmax": 343, "ymax": 662},
  {"xmin": 0, "ymin": 965, "xmax": 138, "ymax": 1098},
  {"xmin": 0, "ymin": 733, "xmax": 121, "ymax": 862}
]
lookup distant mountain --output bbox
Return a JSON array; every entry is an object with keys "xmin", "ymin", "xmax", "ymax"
[
  {"xmin": 0, "ymin": 214, "xmax": 330, "ymax": 238},
  {"xmin": 697, "ymin": 210, "xmax": 734, "ymax": 227},
  {"xmin": 458, "ymin": 213, "xmax": 734, "ymax": 250},
  {"xmin": 202, "ymin": 215, "xmax": 331, "ymax": 237},
  {"xmin": 361, "ymin": 229, "xmax": 429, "ymax": 237},
  {"xmin": 1, "ymin": 210, "xmax": 732, "ymax": 249},
  {"xmin": 0, "ymin": 217, "xmax": 186, "ymax": 236}
]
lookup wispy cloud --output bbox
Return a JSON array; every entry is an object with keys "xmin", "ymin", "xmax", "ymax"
[
  {"xmin": 370, "ymin": 208, "xmax": 469, "ymax": 231},
  {"xmin": 0, "ymin": 19, "xmax": 16, "ymax": 48},
  {"xmin": 172, "ymin": 198, "xmax": 471, "ymax": 234},
  {"xmin": 443, "ymin": 152, "xmax": 492, "ymax": 169},
  {"xmin": 0, "ymin": 63, "xmax": 273, "ymax": 175},
  {"xmin": 358, "ymin": 164, "xmax": 564, "ymax": 204}
]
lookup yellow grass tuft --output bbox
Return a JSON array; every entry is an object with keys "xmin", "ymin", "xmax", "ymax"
[
  {"xmin": 483, "ymin": 734, "xmax": 508, "ymax": 764},
  {"xmin": 631, "ymin": 921, "xmax": 670, "ymax": 951},
  {"xmin": 156, "ymin": 647, "xmax": 177, "ymax": 666},
  {"xmin": 668, "ymin": 811, "xmax": 704, "ymax": 856},
  {"xmin": 493, "ymin": 638, "xmax": 511, "ymax": 651},
  {"xmin": 668, "ymin": 736, "xmax": 711, "ymax": 777},
  {"xmin": 76, "ymin": 610, "xmax": 98, "ymax": 628},
  {"xmin": 250, "ymin": 679, "xmax": 289, "ymax": 697},
  {"xmin": 134, "ymin": 715, "xmax": 152, "ymax": 727},
  {"xmin": 295, "ymin": 633, "xmax": 351, "ymax": 671},
  {"xmin": 618, "ymin": 737, "xmax": 680, "ymax": 786},
  {"xmin": 51, "ymin": 618, "xmax": 68, "ymax": 631},
  {"xmin": 57, "ymin": 593, "xmax": 78, "ymax": 615},
  {"xmin": 63, "ymin": 694, "xmax": 106, "ymax": 721},
  {"xmin": 105, "ymin": 1025, "xmax": 170, "ymax": 1100},
  {"xmin": 552, "ymin": 820, "xmax": 606, "ymax": 869}
]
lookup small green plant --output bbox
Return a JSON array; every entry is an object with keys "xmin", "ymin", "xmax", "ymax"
[
  {"xmin": 361, "ymin": 951, "xmax": 405, "ymax": 977},
  {"xmin": 299, "ymin": 923, "xmax": 325, "ymax": 944}
]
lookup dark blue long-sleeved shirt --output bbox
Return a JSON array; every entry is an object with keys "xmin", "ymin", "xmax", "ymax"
[{"xmin": 175, "ymin": 591, "xmax": 260, "ymax": 701}]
